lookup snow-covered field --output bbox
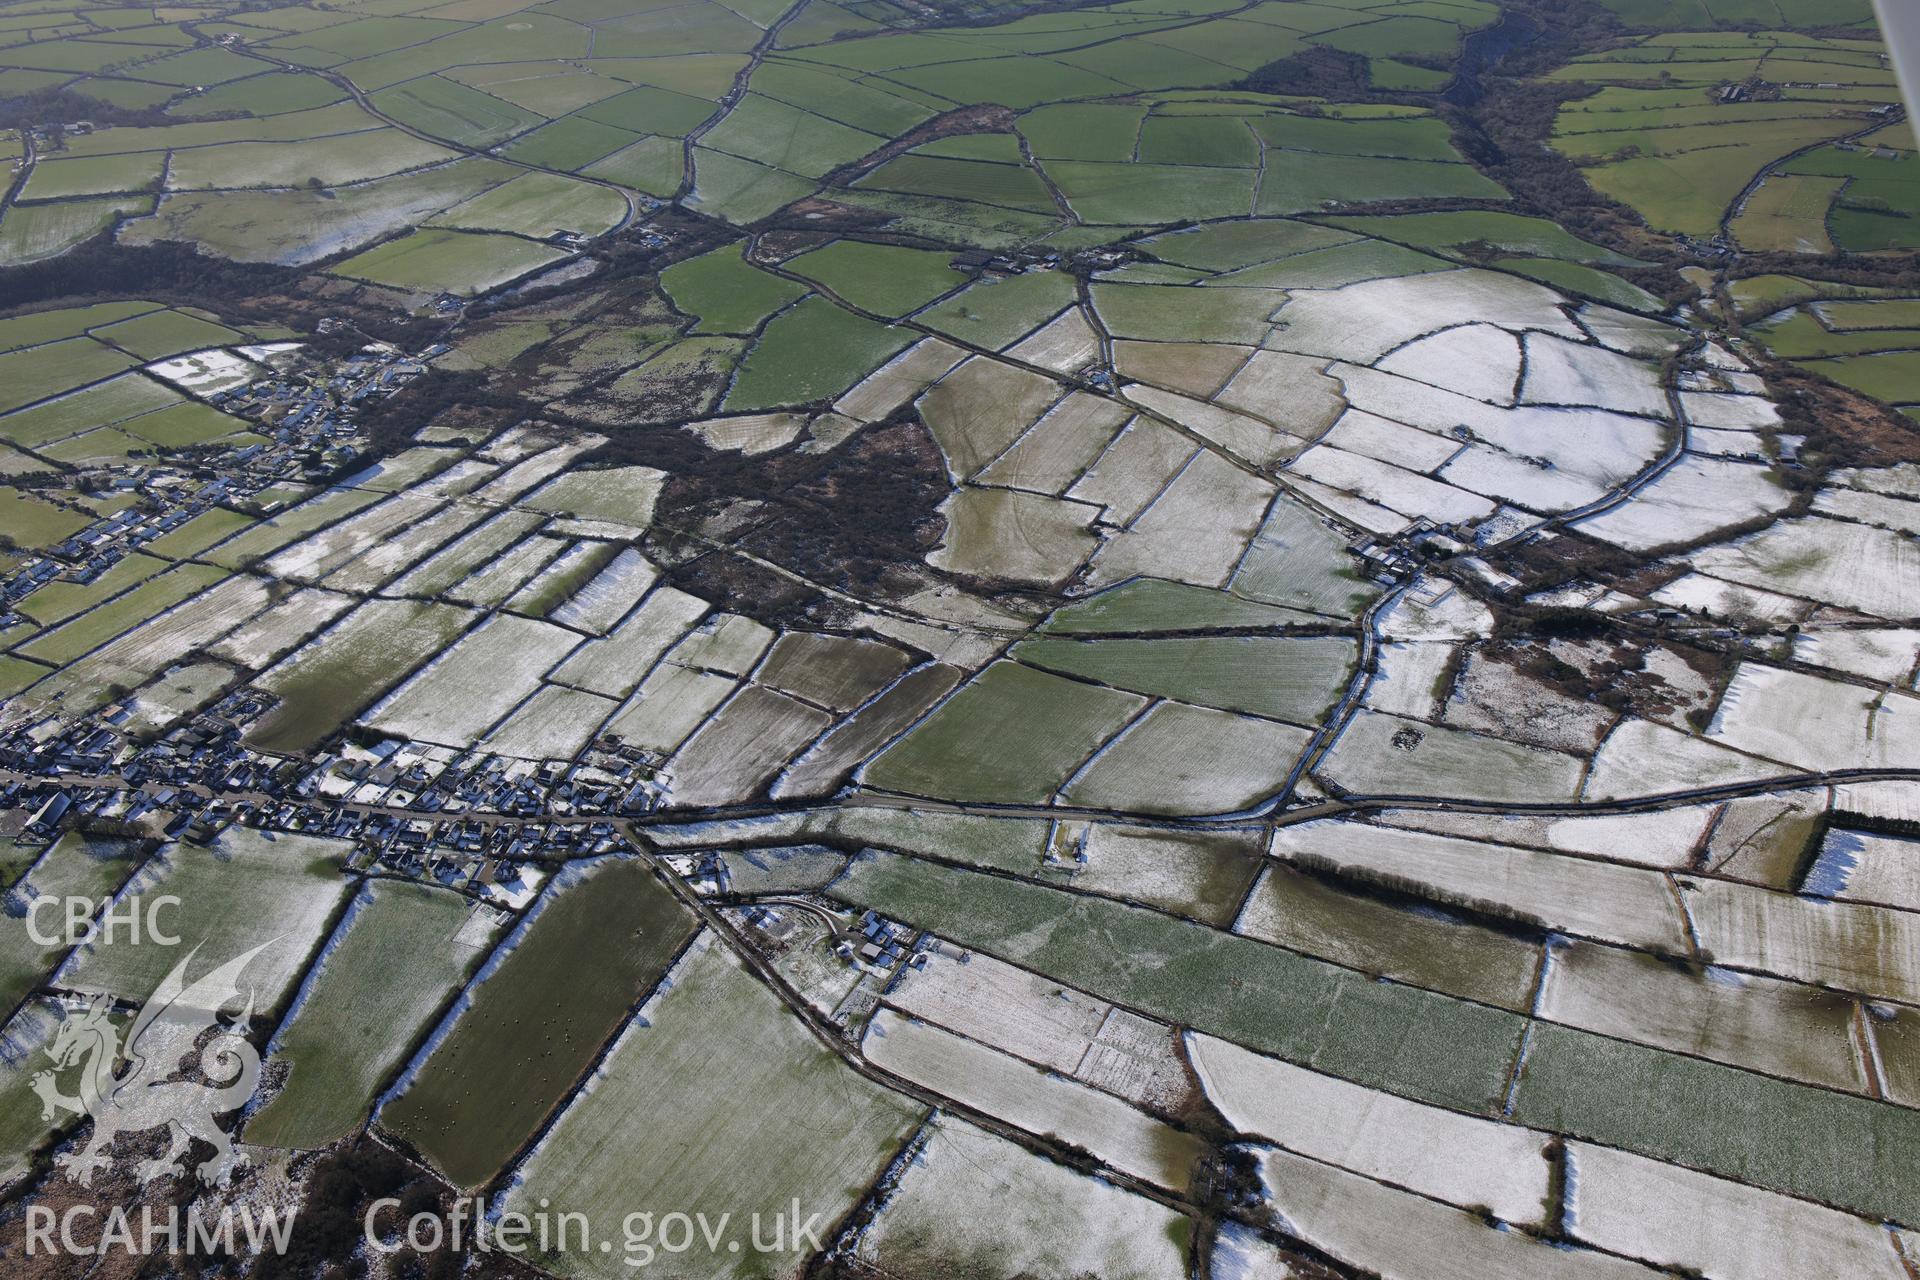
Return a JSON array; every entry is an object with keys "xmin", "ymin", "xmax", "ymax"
[
  {"xmin": 1087, "ymin": 450, "xmax": 1275, "ymax": 588},
  {"xmin": 549, "ymin": 548, "xmax": 659, "ymax": 633},
  {"xmin": 1522, "ymin": 332, "xmax": 1666, "ymax": 416},
  {"xmin": 1565, "ymin": 1142, "xmax": 1909, "ymax": 1280},
  {"xmin": 863, "ymin": 1009, "xmax": 1199, "ymax": 1190},
  {"xmin": 481, "ymin": 684, "xmax": 618, "ymax": 760},
  {"xmin": 834, "ymin": 337, "xmax": 967, "ymax": 422},
  {"xmin": 1254, "ymin": 1145, "xmax": 1648, "ymax": 1280},
  {"xmin": 1273, "ymin": 819, "xmax": 1688, "ymax": 951},
  {"xmin": 1691, "ymin": 517, "xmax": 1920, "ymax": 618},
  {"xmin": 1575, "ymin": 455, "xmax": 1791, "ymax": 550},
  {"xmin": 1189, "ymin": 1032, "xmax": 1553, "ymax": 1224},
  {"xmin": 884, "ymin": 947, "xmax": 1110, "ymax": 1074},
  {"xmin": 1376, "ymin": 323, "xmax": 1521, "ymax": 404},
  {"xmin": 1682, "ymin": 874, "xmax": 1920, "ymax": 1004},
  {"xmin": 365, "ymin": 613, "xmax": 583, "ymax": 746},
  {"xmin": 209, "ymin": 587, "xmax": 356, "ymax": 669},
  {"xmin": 146, "ymin": 348, "xmax": 261, "ymax": 397},
  {"xmin": 854, "ymin": 1118, "xmax": 1189, "ymax": 1280},
  {"xmin": 1537, "ymin": 938, "xmax": 1867, "ymax": 1091}
]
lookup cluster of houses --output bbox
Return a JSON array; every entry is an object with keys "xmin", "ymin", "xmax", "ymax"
[
  {"xmin": 206, "ymin": 340, "xmax": 441, "ymax": 478},
  {"xmin": 688, "ymin": 853, "xmax": 938, "ymax": 982},
  {"xmin": 844, "ymin": 908, "xmax": 921, "ymax": 970},
  {"xmin": 0, "ymin": 675, "xmax": 664, "ymax": 911},
  {"xmin": 294, "ymin": 730, "xmax": 669, "ymax": 819},
  {"xmin": 5, "ymin": 120, "xmax": 93, "ymax": 172},
  {"xmin": 0, "ymin": 304, "xmax": 755, "ymax": 914},
  {"xmin": 0, "ymin": 474, "xmax": 241, "ymax": 632},
  {"xmin": 948, "ymin": 247, "xmax": 1062, "ymax": 275},
  {"xmin": 0, "ymin": 340, "xmax": 449, "ymax": 639}
]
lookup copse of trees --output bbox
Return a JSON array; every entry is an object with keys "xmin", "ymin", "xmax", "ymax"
[
  {"xmin": 1237, "ymin": 45, "xmax": 1374, "ymax": 101},
  {"xmin": 355, "ymin": 369, "xmax": 524, "ymax": 456}
]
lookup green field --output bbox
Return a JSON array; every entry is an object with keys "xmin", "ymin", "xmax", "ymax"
[
  {"xmin": 1545, "ymin": 31, "xmax": 1901, "ymax": 237},
  {"xmin": 0, "ymin": 372, "xmax": 180, "ymax": 449},
  {"xmin": 91, "ymin": 309, "xmax": 243, "ymax": 360},
  {"xmin": 248, "ymin": 599, "xmax": 475, "ymax": 754},
  {"xmin": 143, "ymin": 506, "xmax": 255, "ymax": 558},
  {"xmin": 751, "ymin": 59, "xmax": 935, "ymax": 135},
  {"xmin": 1043, "ymin": 579, "xmax": 1320, "ymax": 633},
  {"xmin": 912, "ymin": 132, "xmax": 1024, "ymax": 163},
  {"xmin": 1256, "ymin": 113, "xmax": 1465, "ymax": 162},
  {"xmin": 1243, "ymin": 866, "xmax": 1542, "ymax": 1010},
  {"xmin": 1513, "ymin": 1022, "xmax": 1920, "ymax": 1226},
  {"xmin": 1048, "ymin": 160, "xmax": 1255, "ymax": 224},
  {"xmin": 431, "ymin": 171, "xmax": 627, "ymax": 238},
  {"xmin": 686, "ymin": 146, "xmax": 818, "ymax": 222},
  {"xmin": 1313, "ymin": 13, "xmax": 1468, "ymax": 59},
  {"xmin": 246, "ymin": 881, "xmax": 505, "ymax": 1151},
  {"xmin": 722, "ymin": 296, "xmax": 912, "ymax": 410},
  {"xmin": 1089, "ymin": 282, "xmax": 1281, "ymax": 343},
  {"xmin": 116, "ymin": 158, "xmax": 522, "ymax": 265},
  {"xmin": 18, "ymin": 562, "xmax": 227, "ymax": 666},
  {"xmin": 576, "ymin": 84, "xmax": 719, "ymax": 135},
  {"xmin": 1020, "ymin": 101, "xmax": 1147, "ymax": 160},
  {"xmin": 1799, "ymin": 350, "xmax": 1920, "ymax": 404},
  {"xmin": 0, "ymin": 488, "xmax": 98, "ymax": 549},
  {"xmin": 380, "ymin": 858, "xmax": 698, "ymax": 1188},
  {"xmin": 1136, "ymin": 115, "xmax": 1260, "ymax": 167},
  {"xmin": 167, "ymin": 129, "xmax": 459, "ymax": 192},
  {"xmin": 496, "ymin": 116, "xmax": 641, "ymax": 171},
  {"xmin": 1260, "ymin": 150, "xmax": 1505, "ymax": 214},
  {"xmin": 124, "ymin": 400, "xmax": 252, "ymax": 449},
  {"xmin": 0, "ymin": 195, "xmax": 154, "ymax": 265},
  {"xmin": 857, "ymin": 152, "xmax": 1060, "ymax": 212},
  {"xmin": 371, "ymin": 74, "xmax": 543, "ymax": 149},
  {"xmin": 580, "ymin": 135, "xmax": 685, "ymax": 195},
  {"xmin": 16, "ymin": 551, "xmax": 166, "ymax": 626},
  {"xmin": 0, "ymin": 831, "xmax": 145, "ymax": 1018},
  {"xmin": 915, "ymin": 269, "xmax": 1079, "ymax": 347},
  {"xmin": 1319, "ymin": 209, "xmax": 1641, "ymax": 266},
  {"xmin": 19, "ymin": 152, "xmax": 164, "ymax": 201},
  {"xmin": 865, "ymin": 660, "xmax": 1146, "ymax": 803},
  {"xmin": 784, "ymin": 239, "xmax": 966, "ymax": 316},
  {"xmin": 0, "ymin": 337, "xmax": 134, "ymax": 415},
  {"xmin": 331, "ymin": 228, "xmax": 569, "ymax": 296},
  {"xmin": 697, "ymin": 92, "xmax": 884, "ymax": 178},
  {"xmin": 831, "ymin": 806, "xmax": 1263, "ymax": 923},
  {"xmin": 831, "ymin": 850, "xmax": 1527, "ymax": 1114},
  {"xmin": 176, "ymin": 70, "xmax": 346, "ymax": 116},
  {"xmin": 1497, "ymin": 258, "xmax": 1660, "ymax": 311},
  {"xmin": 61, "ymin": 828, "xmax": 353, "ymax": 1012},
  {"xmin": 0, "ymin": 302, "xmax": 160, "ymax": 354},
  {"xmin": 1011, "ymin": 634, "xmax": 1356, "ymax": 723}
]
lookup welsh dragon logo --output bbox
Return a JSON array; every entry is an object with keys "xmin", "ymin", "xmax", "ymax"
[{"xmin": 30, "ymin": 941, "xmax": 272, "ymax": 1187}]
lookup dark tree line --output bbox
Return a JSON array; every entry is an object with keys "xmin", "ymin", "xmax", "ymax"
[
  {"xmin": 0, "ymin": 87, "xmax": 201, "ymax": 132},
  {"xmin": 0, "ymin": 239, "xmax": 300, "ymax": 314}
]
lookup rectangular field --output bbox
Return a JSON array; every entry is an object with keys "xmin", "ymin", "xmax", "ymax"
[
  {"xmin": 501, "ymin": 933, "xmax": 919, "ymax": 1279},
  {"xmin": 380, "ymin": 858, "xmax": 699, "ymax": 1189}
]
